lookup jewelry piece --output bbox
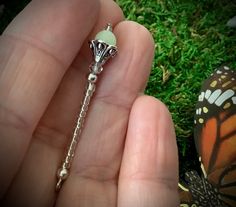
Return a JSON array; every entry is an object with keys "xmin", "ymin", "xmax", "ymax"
[{"xmin": 56, "ymin": 23, "xmax": 118, "ymax": 191}]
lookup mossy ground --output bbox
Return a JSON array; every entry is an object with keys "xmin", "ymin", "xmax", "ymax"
[
  {"xmin": 1, "ymin": 0, "xmax": 236, "ymax": 178},
  {"xmin": 117, "ymin": 0, "xmax": 236, "ymax": 178}
]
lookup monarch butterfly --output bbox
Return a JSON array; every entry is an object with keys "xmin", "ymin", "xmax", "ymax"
[{"xmin": 179, "ymin": 66, "xmax": 236, "ymax": 207}]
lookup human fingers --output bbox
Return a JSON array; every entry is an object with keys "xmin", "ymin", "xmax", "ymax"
[
  {"xmin": 0, "ymin": 0, "xmax": 99, "ymax": 198},
  {"xmin": 118, "ymin": 96, "xmax": 179, "ymax": 207},
  {"xmin": 3, "ymin": 1, "xmax": 123, "ymax": 206},
  {"xmin": 56, "ymin": 21, "xmax": 155, "ymax": 207}
]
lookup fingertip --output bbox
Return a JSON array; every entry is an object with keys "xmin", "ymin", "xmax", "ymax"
[
  {"xmin": 138, "ymin": 95, "xmax": 179, "ymax": 180},
  {"xmin": 114, "ymin": 20, "xmax": 155, "ymax": 59},
  {"xmin": 99, "ymin": 0, "xmax": 124, "ymax": 28},
  {"xmin": 132, "ymin": 95, "xmax": 169, "ymax": 113},
  {"xmin": 124, "ymin": 94, "xmax": 178, "ymax": 184},
  {"xmin": 97, "ymin": 21, "xmax": 155, "ymax": 102},
  {"xmin": 86, "ymin": 0, "xmax": 124, "ymax": 39},
  {"xmin": 78, "ymin": 0, "xmax": 124, "ymax": 62},
  {"xmin": 131, "ymin": 95, "xmax": 174, "ymax": 132},
  {"xmin": 119, "ymin": 95, "xmax": 179, "ymax": 206}
]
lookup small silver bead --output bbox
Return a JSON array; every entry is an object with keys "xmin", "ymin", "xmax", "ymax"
[
  {"xmin": 88, "ymin": 73, "xmax": 97, "ymax": 83},
  {"xmin": 57, "ymin": 168, "xmax": 69, "ymax": 180}
]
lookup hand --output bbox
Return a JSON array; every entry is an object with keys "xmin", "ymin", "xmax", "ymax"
[{"xmin": 0, "ymin": 0, "xmax": 179, "ymax": 206}]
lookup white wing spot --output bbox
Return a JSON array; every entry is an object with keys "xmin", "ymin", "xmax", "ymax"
[
  {"xmin": 224, "ymin": 66, "xmax": 230, "ymax": 70},
  {"xmin": 208, "ymin": 89, "xmax": 222, "ymax": 104},
  {"xmin": 199, "ymin": 108, "xmax": 202, "ymax": 114},
  {"xmin": 232, "ymin": 97, "xmax": 236, "ymax": 104},
  {"xmin": 198, "ymin": 92, "xmax": 205, "ymax": 101},
  {"xmin": 215, "ymin": 89, "xmax": 235, "ymax": 106},
  {"xmin": 198, "ymin": 95, "xmax": 201, "ymax": 101},
  {"xmin": 205, "ymin": 89, "xmax": 212, "ymax": 99},
  {"xmin": 216, "ymin": 70, "xmax": 222, "ymax": 74}
]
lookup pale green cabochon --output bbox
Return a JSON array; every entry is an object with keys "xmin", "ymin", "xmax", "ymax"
[{"xmin": 95, "ymin": 30, "xmax": 117, "ymax": 46}]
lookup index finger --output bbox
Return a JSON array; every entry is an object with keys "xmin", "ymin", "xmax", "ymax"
[{"xmin": 0, "ymin": 0, "xmax": 99, "ymax": 197}]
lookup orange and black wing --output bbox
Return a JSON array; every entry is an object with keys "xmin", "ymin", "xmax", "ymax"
[
  {"xmin": 180, "ymin": 66, "xmax": 236, "ymax": 207},
  {"xmin": 194, "ymin": 66, "xmax": 236, "ymax": 176}
]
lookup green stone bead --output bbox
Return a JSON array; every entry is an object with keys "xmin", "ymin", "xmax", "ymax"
[{"xmin": 95, "ymin": 30, "xmax": 117, "ymax": 46}]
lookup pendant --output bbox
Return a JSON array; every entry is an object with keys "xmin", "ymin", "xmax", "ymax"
[{"xmin": 56, "ymin": 23, "xmax": 118, "ymax": 191}]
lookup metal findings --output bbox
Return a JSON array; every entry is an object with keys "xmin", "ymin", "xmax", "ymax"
[{"xmin": 55, "ymin": 23, "xmax": 118, "ymax": 191}]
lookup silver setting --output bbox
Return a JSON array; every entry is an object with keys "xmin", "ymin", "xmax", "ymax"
[
  {"xmin": 56, "ymin": 23, "xmax": 117, "ymax": 191},
  {"xmin": 89, "ymin": 40, "xmax": 117, "ymax": 74}
]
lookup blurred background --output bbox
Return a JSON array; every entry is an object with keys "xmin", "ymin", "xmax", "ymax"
[{"xmin": 1, "ymin": 0, "xmax": 236, "ymax": 179}]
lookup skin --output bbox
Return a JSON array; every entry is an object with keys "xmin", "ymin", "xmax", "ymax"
[{"xmin": 0, "ymin": 0, "xmax": 179, "ymax": 206}]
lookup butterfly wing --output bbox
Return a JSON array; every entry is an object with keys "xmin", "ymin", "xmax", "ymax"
[{"xmin": 194, "ymin": 66, "xmax": 236, "ymax": 206}]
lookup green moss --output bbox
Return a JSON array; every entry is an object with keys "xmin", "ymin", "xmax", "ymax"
[{"xmin": 117, "ymin": 0, "xmax": 236, "ymax": 177}]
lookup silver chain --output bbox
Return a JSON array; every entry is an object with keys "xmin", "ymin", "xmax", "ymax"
[
  {"xmin": 65, "ymin": 82, "xmax": 95, "ymax": 168},
  {"xmin": 56, "ymin": 79, "xmax": 95, "ymax": 191}
]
